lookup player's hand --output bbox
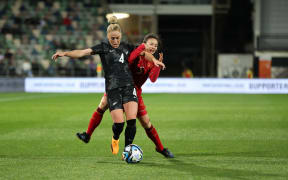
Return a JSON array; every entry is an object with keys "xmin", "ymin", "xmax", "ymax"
[
  {"xmin": 52, "ymin": 52, "xmax": 66, "ymax": 61},
  {"xmin": 159, "ymin": 53, "xmax": 163, "ymax": 62},
  {"xmin": 153, "ymin": 59, "xmax": 166, "ymax": 70},
  {"xmin": 143, "ymin": 43, "xmax": 148, "ymax": 51}
]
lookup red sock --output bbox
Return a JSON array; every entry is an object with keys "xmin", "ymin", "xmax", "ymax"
[
  {"xmin": 86, "ymin": 107, "xmax": 105, "ymax": 136},
  {"xmin": 145, "ymin": 125, "xmax": 164, "ymax": 151}
]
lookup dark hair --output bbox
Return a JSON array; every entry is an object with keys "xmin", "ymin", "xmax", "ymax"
[
  {"xmin": 143, "ymin": 33, "xmax": 159, "ymax": 43},
  {"xmin": 143, "ymin": 33, "xmax": 162, "ymax": 52}
]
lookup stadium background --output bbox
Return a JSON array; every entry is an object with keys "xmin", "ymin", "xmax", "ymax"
[
  {"xmin": 1, "ymin": 0, "xmax": 288, "ymax": 180},
  {"xmin": 1, "ymin": 0, "xmax": 287, "ymax": 79},
  {"xmin": 1, "ymin": 0, "xmax": 288, "ymax": 93}
]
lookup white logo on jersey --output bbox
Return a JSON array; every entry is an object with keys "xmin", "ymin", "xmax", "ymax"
[
  {"xmin": 113, "ymin": 102, "xmax": 117, "ymax": 106},
  {"xmin": 119, "ymin": 53, "xmax": 124, "ymax": 63},
  {"xmin": 125, "ymin": 51, "xmax": 128, "ymax": 55},
  {"xmin": 109, "ymin": 49, "xmax": 114, "ymax": 52}
]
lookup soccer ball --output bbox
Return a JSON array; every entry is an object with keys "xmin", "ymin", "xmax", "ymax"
[{"xmin": 122, "ymin": 144, "xmax": 143, "ymax": 163}]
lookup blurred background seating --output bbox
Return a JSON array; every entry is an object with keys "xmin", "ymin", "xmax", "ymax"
[{"xmin": 0, "ymin": 0, "xmax": 105, "ymax": 77}]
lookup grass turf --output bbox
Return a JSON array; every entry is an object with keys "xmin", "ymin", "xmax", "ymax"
[{"xmin": 0, "ymin": 93, "xmax": 288, "ymax": 180}]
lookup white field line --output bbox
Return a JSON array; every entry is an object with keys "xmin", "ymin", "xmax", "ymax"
[{"xmin": 0, "ymin": 94, "xmax": 68, "ymax": 103}]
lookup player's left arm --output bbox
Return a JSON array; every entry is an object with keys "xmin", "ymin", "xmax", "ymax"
[
  {"xmin": 144, "ymin": 52, "xmax": 165, "ymax": 70},
  {"xmin": 149, "ymin": 53, "xmax": 163, "ymax": 82},
  {"xmin": 126, "ymin": 42, "xmax": 165, "ymax": 69}
]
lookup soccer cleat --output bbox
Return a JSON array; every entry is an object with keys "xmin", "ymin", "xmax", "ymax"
[
  {"xmin": 156, "ymin": 148, "xmax": 174, "ymax": 158},
  {"xmin": 76, "ymin": 132, "xmax": 90, "ymax": 143},
  {"xmin": 111, "ymin": 136, "xmax": 119, "ymax": 155}
]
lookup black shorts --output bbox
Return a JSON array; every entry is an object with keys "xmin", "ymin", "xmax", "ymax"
[{"xmin": 106, "ymin": 86, "xmax": 138, "ymax": 111}]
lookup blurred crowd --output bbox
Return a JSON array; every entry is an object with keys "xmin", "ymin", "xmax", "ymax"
[{"xmin": 0, "ymin": 0, "xmax": 106, "ymax": 77}]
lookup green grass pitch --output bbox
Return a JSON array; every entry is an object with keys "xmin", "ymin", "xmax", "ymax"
[{"xmin": 0, "ymin": 93, "xmax": 288, "ymax": 180}]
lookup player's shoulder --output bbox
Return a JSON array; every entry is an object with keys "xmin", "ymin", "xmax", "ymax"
[
  {"xmin": 119, "ymin": 41, "xmax": 129, "ymax": 48},
  {"xmin": 91, "ymin": 40, "xmax": 106, "ymax": 48},
  {"xmin": 120, "ymin": 41, "xmax": 136, "ymax": 51},
  {"xmin": 93, "ymin": 39, "xmax": 110, "ymax": 52},
  {"xmin": 100, "ymin": 39, "xmax": 110, "ymax": 47}
]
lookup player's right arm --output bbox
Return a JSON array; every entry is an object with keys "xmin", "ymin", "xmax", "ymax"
[
  {"xmin": 52, "ymin": 48, "xmax": 92, "ymax": 60},
  {"xmin": 128, "ymin": 43, "xmax": 146, "ymax": 64}
]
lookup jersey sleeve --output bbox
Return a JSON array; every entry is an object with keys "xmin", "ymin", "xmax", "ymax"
[
  {"xmin": 90, "ymin": 44, "xmax": 104, "ymax": 55},
  {"xmin": 128, "ymin": 43, "xmax": 145, "ymax": 64},
  {"xmin": 149, "ymin": 66, "xmax": 161, "ymax": 83}
]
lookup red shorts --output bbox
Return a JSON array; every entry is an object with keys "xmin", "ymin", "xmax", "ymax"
[{"xmin": 136, "ymin": 88, "xmax": 147, "ymax": 118}]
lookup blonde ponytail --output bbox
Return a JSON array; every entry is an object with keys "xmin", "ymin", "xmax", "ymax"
[{"xmin": 107, "ymin": 15, "xmax": 121, "ymax": 33}]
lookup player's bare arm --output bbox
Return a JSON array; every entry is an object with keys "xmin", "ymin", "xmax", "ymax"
[
  {"xmin": 52, "ymin": 48, "xmax": 93, "ymax": 60},
  {"xmin": 159, "ymin": 53, "xmax": 163, "ymax": 62},
  {"xmin": 149, "ymin": 53, "xmax": 163, "ymax": 82},
  {"xmin": 144, "ymin": 52, "xmax": 166, "ymax": 70}
]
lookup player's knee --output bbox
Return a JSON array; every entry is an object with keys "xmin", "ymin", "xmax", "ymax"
[
  {"xmin": 140, "ymin": 118, "xmax": 151, "ymax": 129},
  {"xmin": 126, "ymin": 113, "xmax": 137, "ymax": 120},
  {"xmin": 99, "ymin": 99, "xmax": 108, "ymax": 109}
]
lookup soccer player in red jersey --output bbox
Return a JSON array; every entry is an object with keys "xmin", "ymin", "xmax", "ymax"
[{"xmin": 77, "ymin": 33, "xmax": 174, "ymax": 158}]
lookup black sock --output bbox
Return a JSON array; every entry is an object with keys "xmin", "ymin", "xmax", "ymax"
[
  {"xmin": 112, "ymin": 122, "xmax": 124, "ymax": 140},
  {"xmin": 125, "ymin": 119, "xmax": 136, "ymax": 147}
]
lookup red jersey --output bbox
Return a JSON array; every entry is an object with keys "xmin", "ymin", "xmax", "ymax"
[{"xmin": 128, "ymin": 44, "xmax": 161, "ymax": 91}]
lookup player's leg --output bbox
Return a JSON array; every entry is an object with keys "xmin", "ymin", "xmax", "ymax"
[
  {"xmin": 123, "ymin": 101, "xmax": 138, "ymax": 147},
  {"xmin": 110, "ymin": 109, "xmax": 125, "ymax": 154},
  {"xmin": 137, "ymin": 93, "xmax": 164, "ymax": 150},
  {"xmin": 108, "ymin": 88, "xmax": 125, "ymax": 154},
  {"xmin": 139, "ymin": 113, "xmax": 163, "ymax": 151},
  {"xmin": 86, "ymin": 94, "xmax": 108, "ymax": 135},
  {"xmin": 138, "ymin": 114, "xmax": 174, "ymax": 158},
  {"xmin": 76, "ymin": 94, "xmax": 108, "ymax": 143},
  {"xmin": 137, "ymin": 94, "xmax": 174, "ymax": 158},
  {"xmin": 123, "ymin": 86, "xmax": 138, "ymax": 147}
]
